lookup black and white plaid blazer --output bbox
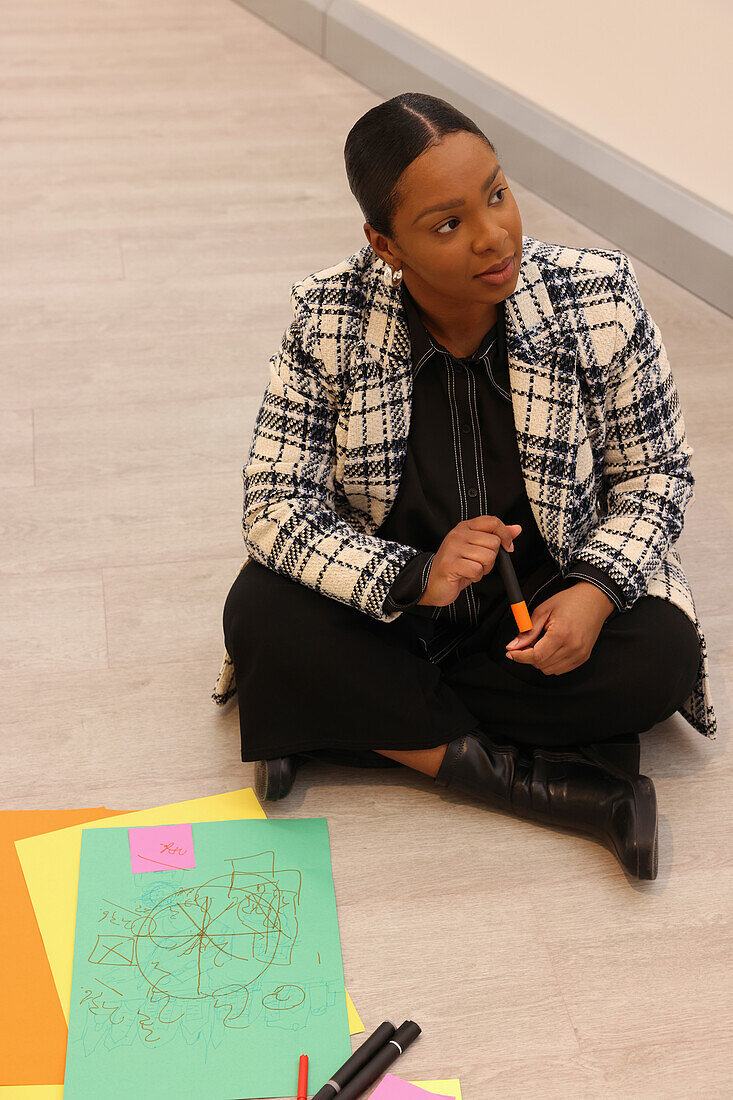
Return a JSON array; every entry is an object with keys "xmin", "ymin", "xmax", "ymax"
[{"xmin": 213, "ymin": 235, "xmax": 717, "ymax": 743}]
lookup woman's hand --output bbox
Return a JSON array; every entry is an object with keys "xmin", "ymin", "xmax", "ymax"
[
  {"xmin": 418, "ymin": 516, "xmax": 523, "ymax": 608},
  {"xmin": 505, "ymin": 581, "xmax": 615, "ymax": 675}
]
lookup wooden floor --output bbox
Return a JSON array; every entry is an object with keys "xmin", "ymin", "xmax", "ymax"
[{"xmin": 2, "ymin": 1, "xmax": 731, "ymax": 1096}]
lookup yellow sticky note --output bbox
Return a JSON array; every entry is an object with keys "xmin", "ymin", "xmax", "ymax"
[
  {"xmin": 410, "ymin": 1081, "xmax": 462, "ymax": 1100},
  {"xmin": 15, "ymin": 787, "xmax": 364, "ymax": 1036}
]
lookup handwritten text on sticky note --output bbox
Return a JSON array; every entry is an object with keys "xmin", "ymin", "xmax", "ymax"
[{"xmin": 128, "ymin": 823, "xmax": 196, "ymax": 873}]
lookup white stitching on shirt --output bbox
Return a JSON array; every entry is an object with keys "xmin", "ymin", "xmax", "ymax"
[
  {"xmin": 480, "ymin": 351, "xmax": 511, "ymax": 401},
  {"xmin": 421, "ymin": 551, "xmax": 436, "ymax": 592},
  {"xmin": 564, "ymin": 571, "xmax": 623, "ymax": 611},
  {"xmin": 385, "ymin": 551, "xmax": 437, "ymax": 610},
  {"xmin": 445, "ymin": 358, "xmax": 465, "ymax": 626},
  {"xmin": 401, "ymin": 323, "xmax": 513, "ymax": 628},
  {"xmin": 463, "ymin": 365, "xmax": 484, "ymax": 625},
  {"xmin": 527, "ymin": 569, "xmax": 561, "ymax": 611},
  {"xmin": 413, "ymin": 345, "xmax": 432, "ymax": 377}
]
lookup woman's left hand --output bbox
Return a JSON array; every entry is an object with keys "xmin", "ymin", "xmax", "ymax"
[{"xmin": 505, "ymin": 582, "xmax": 615, "ymax": 675}]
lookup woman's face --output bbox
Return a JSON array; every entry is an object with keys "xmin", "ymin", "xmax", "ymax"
[{"xmin": 365, "ymin": 130, "xmax": 522, "ymax": 309}]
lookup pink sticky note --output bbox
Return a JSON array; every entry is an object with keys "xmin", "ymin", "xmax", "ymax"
[
  {"xmin": 128, "ymin": 823, "xmax": 196, "ymax": 873},
  {"xmin": 369, "ymin": 1075, "xmax": 453, "ymax": 1100}
]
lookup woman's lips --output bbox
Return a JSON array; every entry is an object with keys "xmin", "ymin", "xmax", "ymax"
[{"xmin": 474, "ymin": 254, "xmax": 515, "ymax": 285}]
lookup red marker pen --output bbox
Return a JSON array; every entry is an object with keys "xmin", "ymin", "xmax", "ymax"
[{"xmin": 297, "ymin": 1053, "xmax": 309, "ymax": 1100}]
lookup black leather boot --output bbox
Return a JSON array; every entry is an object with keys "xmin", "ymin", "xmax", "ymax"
[
  {"xmin": 253, "ymin": 754, "xmax": 310, "ymax": 801},
  {"xmin": 252, "ymin": 747, "xmax": 400, "ymax": 801},
  {"xmin": 434, "ymin": 733, "xmax": 658, "ymax": 880},
  {"xmin": 578, "ymin": 733, "xmax": 641, "ymax": 777}
]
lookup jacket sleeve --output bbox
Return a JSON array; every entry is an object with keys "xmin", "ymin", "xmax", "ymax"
[
  {"xmin": 242, "ymin": 287, "xmax": 426, "ymax": 622},
  {"xmin": 382, "ymin": 550, "xmax": 437, "ymax": 614},
  {"xmin": 567, "ymin": 253, "xmax": 695, "ymax": 612}
]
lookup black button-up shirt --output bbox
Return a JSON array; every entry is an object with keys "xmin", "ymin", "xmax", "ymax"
[{"xmin": 376, "ymin": 279, "xmax": 624, "ymax": 651}]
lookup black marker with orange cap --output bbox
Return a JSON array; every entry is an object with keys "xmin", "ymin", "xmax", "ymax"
[{"xmin": 496, "ymin": 542, "xmax": 533, "ymax": 633}]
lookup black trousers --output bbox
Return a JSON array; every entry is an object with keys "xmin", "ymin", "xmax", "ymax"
[{"xmin": 222, "ymin": 559, "xmax": 701, "ymax": 768}]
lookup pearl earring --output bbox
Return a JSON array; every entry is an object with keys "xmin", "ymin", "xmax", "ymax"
[{"xmin": 391, "ymin": 267, "xmax": 403, "ymax": 286}]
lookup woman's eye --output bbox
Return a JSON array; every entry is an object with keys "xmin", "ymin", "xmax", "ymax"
[{"xmin": 436, "ymin": 188, "xmax": 508, "ymax": 234}]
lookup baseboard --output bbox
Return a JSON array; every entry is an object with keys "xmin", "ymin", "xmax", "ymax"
[{"xmin": 231, "ymin": 0, "xmax": 733, "ymax": 316}]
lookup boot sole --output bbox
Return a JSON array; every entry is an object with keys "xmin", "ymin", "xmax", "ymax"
[
  {"xmin": 533, "ymin": 750, "xmax": 658, "ymax": 880},
  {"xmin": 632, "ymin": 775, "xmax": 658, "ymax": 881},
  {"xmin": 254, "ymin": 757, "xmax": 288, "ymax": 801}
]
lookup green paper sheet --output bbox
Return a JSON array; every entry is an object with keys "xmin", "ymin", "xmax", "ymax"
[{"xmin": 63, "ymin": 818, "xmax": 352, "ymax": 1099}]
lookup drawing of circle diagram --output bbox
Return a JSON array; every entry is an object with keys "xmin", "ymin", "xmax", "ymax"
[{"xmin": 132, "ymin": 864, "xmax": 304, "ymax": 1006}]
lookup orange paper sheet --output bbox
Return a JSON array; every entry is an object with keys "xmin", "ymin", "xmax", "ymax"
[{"xmin": 0, "ymin": 809, "xmax": 124, "ymax": 1088}]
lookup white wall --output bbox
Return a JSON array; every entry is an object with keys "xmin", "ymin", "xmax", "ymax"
[{"xmin": 357, "ymin": 0, "xmax": 732, "ymax": 214}]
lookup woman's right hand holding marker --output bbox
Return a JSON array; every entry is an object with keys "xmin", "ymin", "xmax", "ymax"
[{"xmin": 418, "ymin": 516, "xmax": 522, "ymax": 607}]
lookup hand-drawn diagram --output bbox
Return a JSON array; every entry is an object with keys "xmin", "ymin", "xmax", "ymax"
[
  {"xmin": 76, "ymin": 848, "xmax": 339, "ymax": 1057},
  {"xmin": 64, "ymin": 819, "xmax": 351, "ymax": 1099}
]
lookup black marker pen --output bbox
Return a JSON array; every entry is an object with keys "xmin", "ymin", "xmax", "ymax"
[
  {"xmin": 311, "ymin": 1019, "xmax": 396, "ymax": 1100},
  {"xmin": 331, "ymin": 1020, "xmax": 422, "ymax": 1100}
]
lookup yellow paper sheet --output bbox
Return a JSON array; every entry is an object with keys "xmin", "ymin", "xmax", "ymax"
[
  {"xmin": 0, "ymin": 1090, "xmax": 63, "ymax": 1098},
  {"xmin": 15, "ymin": 788, "xmax": 364, "ymax": 1038},
  {"xmin": 410, "ymin": 1080, "xmax": 463, "ymax": 1099},
  {"xmin": 0, "ymin": 1082, "xmax": 461, "ymax": 1099}
]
